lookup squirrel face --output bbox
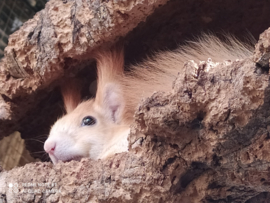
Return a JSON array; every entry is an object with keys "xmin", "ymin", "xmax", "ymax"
[
  {"xmin": 44, "ymin": 100, "xmax": 105, "ymax": 163},
  {"xmin": 44, "ymin": 82, "xmax": 129, "ymax": 164}
]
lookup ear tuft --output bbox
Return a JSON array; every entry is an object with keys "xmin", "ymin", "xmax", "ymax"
[
  {"xmin": 93, "ymin": 46, "xmax": 126, "ymax": 123},
  {"xmin": 61, "ymin": 79, "xmax": 82, "ymax": 114}
]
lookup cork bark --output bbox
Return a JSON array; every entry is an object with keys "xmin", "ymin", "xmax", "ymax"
[
  {"xmin": 1, "ymin": 0, "xmax": 270, "ymax": 202},
  {"xmin": 254, "ymin": 27, "xmax": 270, "ymax": 69},
  {"xmin": 1, "ymin": 47, "xmax": 270, "ymax": 202}
]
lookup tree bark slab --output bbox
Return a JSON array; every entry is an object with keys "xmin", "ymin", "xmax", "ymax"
[
  {"xmin": 1, "ymin": 0, "xmax": 270, "ymax": 202},
  {"xmin": 1, "ymin": 54, "xmax": 269, "ymax": 202}
]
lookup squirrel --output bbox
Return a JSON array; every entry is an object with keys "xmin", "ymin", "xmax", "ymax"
[{"xmin": 44, "ymin": 34, "xmax": 254, "ymax": 164}]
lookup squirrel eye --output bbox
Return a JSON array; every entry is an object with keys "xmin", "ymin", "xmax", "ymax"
[{"xmin": 82, "ymin": 116, "xmax": 96, "ymax": 126}]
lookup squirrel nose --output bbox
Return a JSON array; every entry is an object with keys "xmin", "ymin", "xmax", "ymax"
[{"xmin": 44, "ymin": 141, "xmax": 56, "ymax": 154}]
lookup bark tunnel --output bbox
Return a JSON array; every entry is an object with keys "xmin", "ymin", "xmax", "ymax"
[{"xmin": 1, "ymin": 0, "xmax": 270, "ymax": 202}]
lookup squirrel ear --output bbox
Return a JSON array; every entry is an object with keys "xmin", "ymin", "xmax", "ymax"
[
  {"xmin": 61, "ymin": 79, "xmax": 82, "ymax": 114},
  {"xmin": 93, "ymin": 46, "xmax": 125, "ymax": 123},
  {"xmin": 101, "ymin": 83, "xmax": 125, "ymax": 123}
]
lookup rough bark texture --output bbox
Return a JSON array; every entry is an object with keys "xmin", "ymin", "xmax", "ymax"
[
  {"xmin": 254, "ymin": 27, "xmax": 270, "ymax": 69},
  {"xmin": 1, "ymin": 55, "xmax": 270, "ymax": 202},
  {"xmin": 1, "ymin": 0, "xmax": 270, "ymax": 202},
  {"xmin": 1, "ymin": 0, "xmax": 270, "ymax": 160}
]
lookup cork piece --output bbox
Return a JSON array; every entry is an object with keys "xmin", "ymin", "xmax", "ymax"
[{"xmin": 1, "ymin": 57, "xmax": 270, "ymax": 202}]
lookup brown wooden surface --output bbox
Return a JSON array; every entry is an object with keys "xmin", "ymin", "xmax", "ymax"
[
  {"xmin": 1, "ymin": 0, "xmax": 270, "ymax": 202},
  {"xmin": 1, "ymin": 54, "xmax": 270, "ymax": 202}
]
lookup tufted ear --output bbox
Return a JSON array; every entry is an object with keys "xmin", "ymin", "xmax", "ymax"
[
  {"xmin": 61, "ymin": 79, "xmax": 82, "ymax": 114},
  {"xmin": 93, "ymin": 46, "xmax": 125, "ymax": 123}
]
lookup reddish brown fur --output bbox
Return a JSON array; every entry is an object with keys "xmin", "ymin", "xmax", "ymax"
[
  {"xmin": 91, "ymin": 34, "xmax": 254, "ymax": 126},
  {"xmin": 61, "ymin": 79, "xmax": 82, "ymax": 113},
  {"xmin": 94, "ymin": 47, "xmax": 125, "ymax": 107}
]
